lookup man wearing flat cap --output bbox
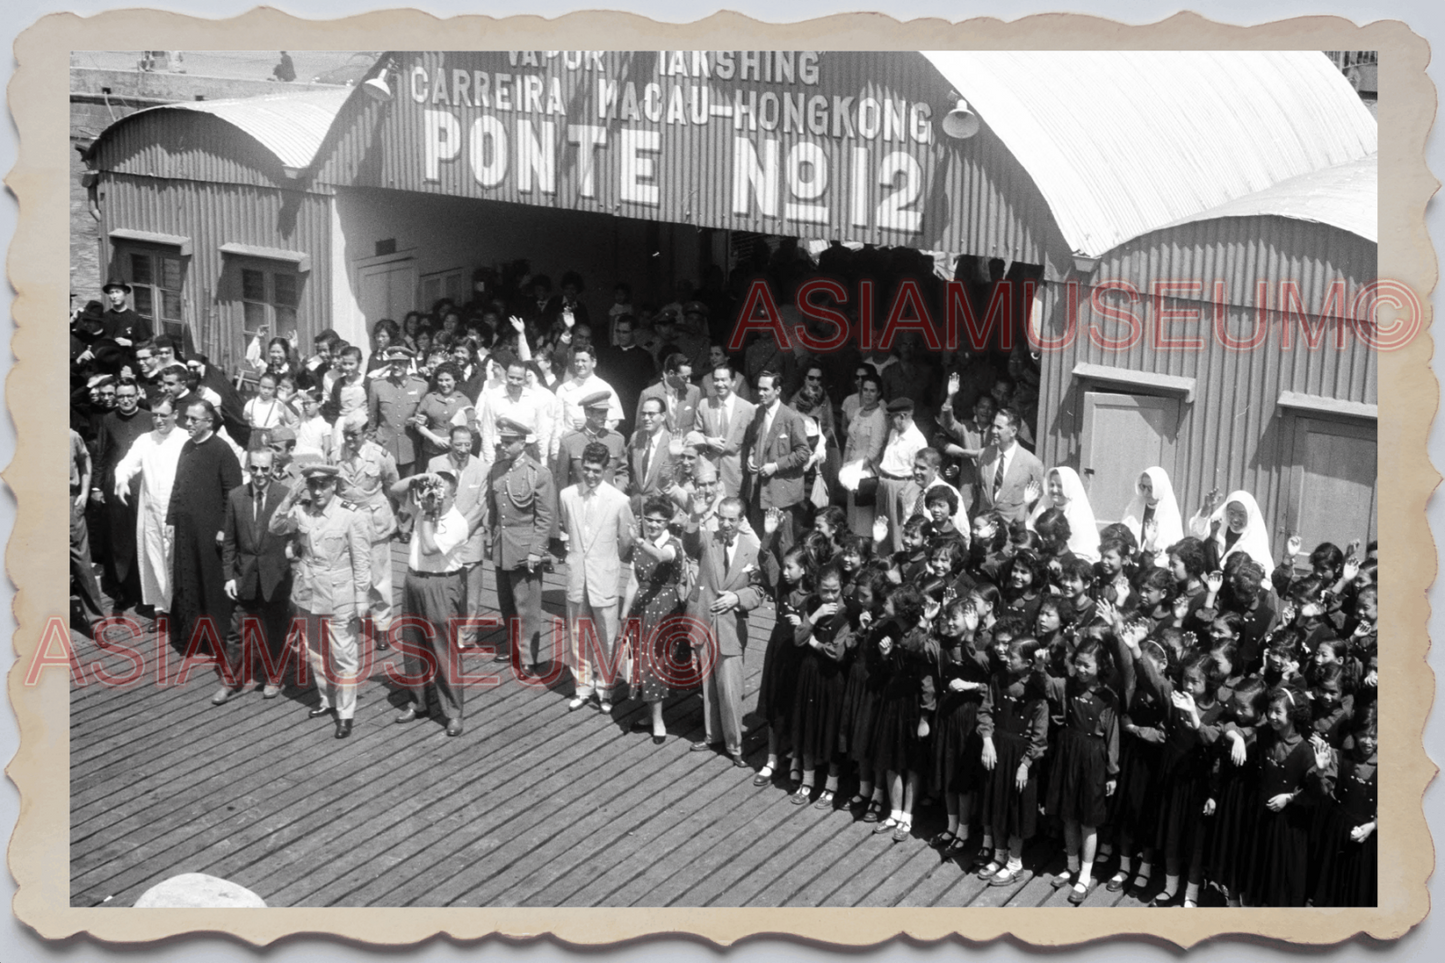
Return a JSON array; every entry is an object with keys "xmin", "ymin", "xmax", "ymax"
[
  {"xmin": 554, "ymin": 390, "xmax": 628, "ymax": 491},
  {"xmin": 269, "ymin": 463, "xmax": 372, "ymax": 738},
  {"xmin": 369, "ymin": 345, "xmax": 428, "ymax": 478},
  {"xmin": 484, "ymin": 416, "xmax": 556, "ymax": 673},
  {"xmin": 872, "ymin": 397, "xmax": 928, "ymax": 553}
]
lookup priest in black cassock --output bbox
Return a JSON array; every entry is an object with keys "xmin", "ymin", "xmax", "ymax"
[
  {"xmin": 94, "ymin": 380, "xmax": 153, "ymax": 613},
  {"xmin": 167, "ymin": 399, "xmax": 243, "ymax": 668}
]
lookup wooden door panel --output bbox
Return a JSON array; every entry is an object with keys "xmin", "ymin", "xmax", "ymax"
[{"xmin": 1081, "ymin": 391, "xmax": 1180, "ymax": 525}]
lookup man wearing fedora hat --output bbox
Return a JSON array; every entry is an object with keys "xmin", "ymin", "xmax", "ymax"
[{"xmin": 100, "ymin": 278, "xmax": 152, "ymax": 348}]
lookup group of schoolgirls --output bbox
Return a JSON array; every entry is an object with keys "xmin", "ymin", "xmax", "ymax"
[{"xmin": 749, "ymin": 497, "xmax": 1379, "ymax": 908}]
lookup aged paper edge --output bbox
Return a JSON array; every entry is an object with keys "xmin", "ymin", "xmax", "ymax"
[{"xmin": 5, "ymin": 5, "xmax": 1437, "ymax": 949}]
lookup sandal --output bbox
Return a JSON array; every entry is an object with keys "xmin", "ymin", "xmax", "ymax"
[
  {"xmin": 861, "ymin": 800, "xmax": 885, "ymax": 823},
  {"xmin": 942, "ymin": 835, "xmax": 970, "ymax": 859},
  {"xmin": 1068, "ymin": 881, "xmax": 1090, "ymax": 905},
  {"xmin": 975, "ymin": 860, "xmax": 1003, "ymax": 880},
  {"xmin": 812, "ymin": 789, "xmax": 836, "ymax": 810},
  {"xmin": 891, "ymin": 820, "xmax": 912, "ymax": 843},
  {"xmin": 1051, "ymin": 870, "xmax": 1074, "ymax": 889},
  {"xmin": 989, "ymin": 867, "xmax": 1021, "ymax": 887},
  {"xmin": 1105, "ymin": 871, "xmax": 1131, "ymax": 893},
  {"xmin": 845, "ymin": 794, "xmax": 868, "ymax": 810},
  {"xmin": 929, "ymin": 830, "xmax": 958, "ymax": 850},
  {"xmin": 790, "ymin": 785, "xmax": 813, "ymax": 806},
  {"xmin": 752, "ymin": 764, "xmax": 775, "ymax": 788},
  {"xmin": 872, "ymin": 816, "xmax": 898, "ymax": 834},
  {"xmin": 1149, "ymin": 890, "xmax": 1180, "ymax": 908}
]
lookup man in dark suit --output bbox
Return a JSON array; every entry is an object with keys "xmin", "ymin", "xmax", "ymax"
[
  {"xmin": 219, "ymin": 447, "xmax": 294, "ymax": 702},
  {"xmin": 974, "ymin": 407, "xmax": 1046, "ymax": 524},
  {"xmin": 596, "ymin": 315, "xmax": 654, "ymax": 435},
  {"xmin": 626, "ymin": 395, "xmax": 675, "ymax": 515},
  {"xmin": 99, "ymin": 278, "xmax": 152, "ymax": 350},
  {"xmin": 741, "ymin": 370, "xmax": 812, "ymax": 589}
]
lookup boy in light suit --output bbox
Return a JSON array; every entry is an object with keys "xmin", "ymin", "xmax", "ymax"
[
  {"xmin": 683, "ymin": 494, "xmax": 763, "ymax": 768},
  {"xmin": 559, "ymin": 441, "xmax": 636, "ymax": 712}
]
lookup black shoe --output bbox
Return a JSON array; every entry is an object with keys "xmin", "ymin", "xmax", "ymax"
[
  {"xmin": 308, "ymin": 706, "xmax": 333, "ymax": 719},
  {"xmin": 652, "ymin": 734, "xmax": 666, "ymax": 746},
  {"xmin": 376, "ymin": 639, "xmax": 391, "ymax": 652},
  {"xmin": 334, "ymin": 719, "xmax": 353, "ymax": 739},
  {"xmin": 446, "ymin": 718, "xmax": 464, "ymax": 737}
]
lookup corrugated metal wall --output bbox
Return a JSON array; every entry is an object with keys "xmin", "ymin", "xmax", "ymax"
[
  {"xmin": 91, "ymin": 110, "xmax": 291, "ymax": 189},
  {"xmin": 1037, "ymin": 215, "xmax": 1377, "ymax": 543},
  {"xmin": 309, "ymin": 51, "xmax": 1075, "ymax": 277},
  {"xmin": 97, "ymin": 172, "xmax": 331, "ymax": 368}
]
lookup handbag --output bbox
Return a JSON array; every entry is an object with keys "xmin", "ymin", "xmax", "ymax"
[{"xmin": 853, "ymin": 474, "xmax": 879, "ymax": 507}]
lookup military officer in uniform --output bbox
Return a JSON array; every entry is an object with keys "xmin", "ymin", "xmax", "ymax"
[
  {"xmin": 335, "ymin": 409, "xmax": 401, "ymax": 649},
  {"xmin": 553, "ymin": 390, "xmax": 629, "ymax": 491},
  {"xmin": 484, "ymin": 416, "xmax": 556, "ymax": 674},
  {"xmin": 368, "ymin": 345, "xmax": 429, "ymax": 477},
  {"xmin": 269, "ymin": 464, "xmax": 372, "ymax": 739}
]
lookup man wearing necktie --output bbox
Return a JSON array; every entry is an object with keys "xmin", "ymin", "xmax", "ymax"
[
  {"xmin": 741, "ymin": 370, "xmax": 811, "ymax": 591},
  {"xmin": 975, "ymin": 408, "xmax": 1045, "ymax": 523},
  {"xmin": 627, "ymin": 396, "xmax": 675, "ymax": 516},
  {"xmin": 697, "ymin": 360, "xmax": 755, "ymax": 499},
  {"xmin": 219, "ymin": 448, "xmax": 294, "ymax": 702},
  {"xmin": 683, "ymin": 495, "xmax": 763, "ymax": 768}
]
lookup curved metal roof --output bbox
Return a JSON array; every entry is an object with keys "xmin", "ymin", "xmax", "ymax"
[
  {"xmin": 1160, "ymin": 151, "xmax": 1377, "ymax": 243},
  {"xmin": 110, "ymin": 88, "xmax": 352, "ymax": 170},
  {"xmin": 922, "ymin": 51, "xmax": 1378, "ymax": 257}
]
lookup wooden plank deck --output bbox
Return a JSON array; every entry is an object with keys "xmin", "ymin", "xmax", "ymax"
[{"xmin": 70, "ymin": 543, "xmax": 1220, "ymax": 908}]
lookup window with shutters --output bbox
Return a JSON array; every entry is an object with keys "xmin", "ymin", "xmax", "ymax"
[{"xmin": 127, "ymin": 249, "xmax": 187, "ymax": 341}]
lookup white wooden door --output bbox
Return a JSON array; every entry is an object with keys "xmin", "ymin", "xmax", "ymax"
[
  {"xmin": 1080, "ymin": 391, "xmax": 1180, "ymax": 525},
  {"xmin": 1288, "ymin": 416, "xmax": 1377, "ymax": 553},
  {"xmin": 359, "ymin": 260, "xmax": 417, "ymax": 327}
]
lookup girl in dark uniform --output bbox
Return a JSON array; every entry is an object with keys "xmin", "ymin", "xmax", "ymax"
[
  {"xmin": 974, "ymin": 636, "xmax": 1049, "ymax": 886},
  {"xmin": 1250, "ymin": 684, "xmax": 1319, "ymax": 906},
  {"xmin": 1309, "ymin": 703, "xmax": 1377, "ymax": 906},
  {"xmin": 1040, "ymin": 637, "xmax": 1120, "ymax": 904},
  {"xmin": 868, "ymin": 584, "xmax": 937, "ymax": 843},
  {"xmin": 788, "ymin": 565, "xmax": 853, "ymax": 808},
  {"xmin": 929, "ymin": 597, "xmax": 992, "ymax": 859},
  {"xmin": 754, "ymin": 546, "xmax": 811, "ymax": 787}
]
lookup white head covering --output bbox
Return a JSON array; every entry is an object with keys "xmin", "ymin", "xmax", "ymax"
[
  {"xmin": 1207, "ymin": 489, "xmax": 1273, "ymax": 571},
  {"xmin": 1121, "ymin": 466, "xmax": 1184, "ymax": 551},
  {"xmin": 1029, "ymin": 466, "xmax": 1100, "ymax": 562}
]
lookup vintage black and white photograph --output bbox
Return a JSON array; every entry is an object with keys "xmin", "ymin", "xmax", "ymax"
[{"xmin": 61, "ymin": 46, "xmax": 1385, "ymax": 912}]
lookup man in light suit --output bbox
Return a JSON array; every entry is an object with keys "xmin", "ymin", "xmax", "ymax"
[
  {"xmin": 559, "ymin": 441, "xmax": 636, "ymax": 712},
  {"xmin": 219, "ymin": 448, "xmax": 293, "ymax": 702},
  {"xmin": 975, "ymin": 407, "xmax": 1046, "ymax": 524},
  {"xmin": 741, "ymin": 370, "xmax": 812, "ymax": 590},
  {"xmin": 627, "ymin": 395, "xmax": 675, "ymax": 515},
  {"xmin": 683, "ymin": 495, "xmax": 763, "ymax": 768},
  {"xmin": 696, "ymin": 360, "xmax": 755, "ymax": 499}
]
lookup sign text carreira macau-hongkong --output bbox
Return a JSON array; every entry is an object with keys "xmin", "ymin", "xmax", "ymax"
[{"xmin": 387, "ymin": 51, "xmax": 955, "ymax": 242}]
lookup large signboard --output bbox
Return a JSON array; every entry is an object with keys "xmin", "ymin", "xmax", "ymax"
[{"xmin": 349, "ymin": 50, "xmax": 1064, "ymax": 268}]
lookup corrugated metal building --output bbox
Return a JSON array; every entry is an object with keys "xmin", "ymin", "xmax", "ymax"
[
  {"xmin": 83, "ymin": 88, "xmax": 350, "ymax": 370},
  {"xmin": 1033, "ymin": 153, "xmax": 1378, "ymax": 551},
  {"xmin": 82, "ymin": 50, "xmax": 1378, "ymax": 546}
]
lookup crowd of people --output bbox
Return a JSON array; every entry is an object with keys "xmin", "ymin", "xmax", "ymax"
[{"xmin": 68, "ymin": 246, "xmax": 1377, "ymax": 908}]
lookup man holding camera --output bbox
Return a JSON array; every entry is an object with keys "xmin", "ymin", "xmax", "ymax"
[
  {"xmin": 268, "ymin": 463, "xmax": 371, "ymax": 739},
  {"xmin": 388, "ymin": 468, "xmax": 480, "ymax": 736}
]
